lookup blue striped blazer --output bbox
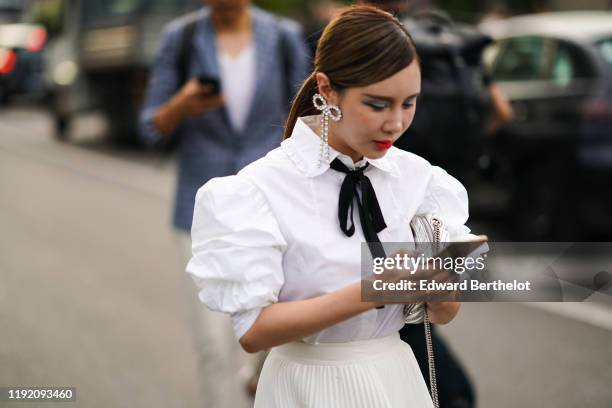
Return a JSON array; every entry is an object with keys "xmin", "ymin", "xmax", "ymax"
[{"xmin": 140, "ymin": 6, "xmax": 311, "ymax": 230}]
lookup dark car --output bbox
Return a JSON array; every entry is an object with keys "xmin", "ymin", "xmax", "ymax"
[
  {"xmin": 34, "ymin": 0, "xmax": 199, "ymax": 143},
  {"xmin": 478, "ymin": 11, "xmax": 612, "ymax": 240},
  {"xmin": 0, "ymin": 0, "xmax": 46, "ymax": 104}
]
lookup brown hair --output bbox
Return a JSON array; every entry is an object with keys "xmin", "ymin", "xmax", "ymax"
[{"xmin": 283, "ymin": 5, "xmax": 418, "ymax": 139}]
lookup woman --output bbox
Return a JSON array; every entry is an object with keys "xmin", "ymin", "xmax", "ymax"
[{"xmin": 187, "ymin": 6, "xmax": 471, "ymax": 407}]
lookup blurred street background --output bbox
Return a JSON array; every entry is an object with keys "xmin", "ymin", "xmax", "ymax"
[{"xmin": 2, "ymin": 0, "xmax": 612, "ymax": 407}]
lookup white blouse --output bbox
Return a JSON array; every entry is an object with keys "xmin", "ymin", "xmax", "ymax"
[{"xmin": 186, "ymin": 115, "xmax": 471, "ymax": 344}]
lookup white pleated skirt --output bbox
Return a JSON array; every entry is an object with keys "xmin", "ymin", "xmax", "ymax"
[{"xmin": 254, "ymin": 332, "xmax": 434, "ymax": 408}]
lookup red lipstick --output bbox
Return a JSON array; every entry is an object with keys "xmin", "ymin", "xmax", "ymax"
[{"xmin": 374, "ymin": 140, "xmax": 393, "ymax": 150}]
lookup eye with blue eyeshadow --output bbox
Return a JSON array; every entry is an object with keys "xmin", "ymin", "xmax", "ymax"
[
  {"xmin": 402, "ymin": 97, "xmax": 418, "ymax": 109},
  {"xmin": 364, "ymin": 96, "xmax": 418, "ymax": 111},
  {"xmin": 365, "ymin": 102, "xmax": 388, "ymax": 111}
]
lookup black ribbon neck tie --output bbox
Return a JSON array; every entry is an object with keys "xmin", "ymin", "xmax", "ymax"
[
  {"xmin": 329, "ymin": 158, "xmax": 387, "ymax": 260},
  {"xmin": 330, "ymin": 158, "xmax": 387, "ymax": 309}
]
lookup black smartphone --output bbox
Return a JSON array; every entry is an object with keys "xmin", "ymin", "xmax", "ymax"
[{"xmin": 197, "ymin": 75, "xmax": 221, "ymax": 95}]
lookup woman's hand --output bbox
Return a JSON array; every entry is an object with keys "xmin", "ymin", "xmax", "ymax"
[
  {"xmin": 365, "ymin": 249, "xmax": 460, "ymax": 306},
  {"xmin": 175, "ymin": 79, "xmax": 225, "ymax": 118},
  {"xmin": 425, "ymin": 301, "xmax": 461, "ymax": 325},
  {"xmin": 153, "ymin": 79, "xmax": 225, "ymax": 136}
]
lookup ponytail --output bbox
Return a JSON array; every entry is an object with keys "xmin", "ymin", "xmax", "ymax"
[{"xmin": 283, "ymin": 72, "xmax": 319, "ymax": 139}]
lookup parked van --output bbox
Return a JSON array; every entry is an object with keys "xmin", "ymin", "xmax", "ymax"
[{"xmin": 32, "ymin": 0, "xmax": 199, "ymax": 142}]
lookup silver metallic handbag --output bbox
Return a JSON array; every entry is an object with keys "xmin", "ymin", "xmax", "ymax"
[{"xmin": 405, "ymin": 214, "xmax": 447, "ymax": 408}]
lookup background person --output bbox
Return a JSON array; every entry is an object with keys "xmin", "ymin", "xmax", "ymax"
[{"xmin": 139, "ymin": 1, "xmax": 310, "ymax": 406}]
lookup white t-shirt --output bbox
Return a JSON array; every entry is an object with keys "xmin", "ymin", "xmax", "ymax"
[
  {"xmin": 218, "ymin": 42, "xmax": 256, "ymax": 132},
  {"xmin": 186, "ymin": 115, "xmax": 472, "ymax": 343}
]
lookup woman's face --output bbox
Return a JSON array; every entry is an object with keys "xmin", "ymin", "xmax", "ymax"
[{"xmin": 317, "ymin": 60, "xmax": 421, "ymax": 162}]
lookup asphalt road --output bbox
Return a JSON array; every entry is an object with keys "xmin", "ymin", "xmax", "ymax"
[{"xmin": 1, "ymin": 106, "xmax": 611, "ymax": 408}]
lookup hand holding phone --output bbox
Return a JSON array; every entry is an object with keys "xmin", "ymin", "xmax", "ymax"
[{"xmin": 177, "ymin": 76, "xmax": 224, "ymax": 117}]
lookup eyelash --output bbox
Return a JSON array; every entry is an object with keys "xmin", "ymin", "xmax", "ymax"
[{"xmin": 366, "ymin": 101, "xmax": 416, "ymax": 111}]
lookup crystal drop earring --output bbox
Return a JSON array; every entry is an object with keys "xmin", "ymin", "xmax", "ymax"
[{"xmin": 312, "ymin": 93, "xmax": 342, "ymax": 167}]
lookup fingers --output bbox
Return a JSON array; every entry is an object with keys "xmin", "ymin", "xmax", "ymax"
[
  {"xmin": 377, "ymin": 266, "xmax": 458, "ymax": 304},
  {"xmin": 198, "ymin": 83, "xmax": 221, "ymax": 96},
  {"xmin": 200, "ymin": 93, "xmax": 225, "ymax": 110},
  {"xmin": 425, "ymin": 270, "xmax": 460, "ymax": 301},
  {"xmin": 178, "ymin": 81, "xmax": 224, "ymax": 116},
  {"xmin": 183, "ymin": 79, "xmax": 220, "ymax": 98},
  {"xmin": 182, "ymin": 78, "xmax": 203, "ymax": 95}
]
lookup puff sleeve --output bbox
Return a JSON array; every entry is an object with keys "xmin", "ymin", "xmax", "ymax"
[
  {"xmin": 186, "ymin": 176, "xmax": 287, "ymax": 340},
  {"xmin": 417, "ymin": 166, "xmax": 472, "ymax": 240}
]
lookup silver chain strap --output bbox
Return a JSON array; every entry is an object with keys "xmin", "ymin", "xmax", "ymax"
[
  {"xmin": 424, "ymin": 310, "xmax": 439, "ymax": 408},
  {"xmin": 425, "ymin": 217, "xmax": 441, "ymax": 408}
]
